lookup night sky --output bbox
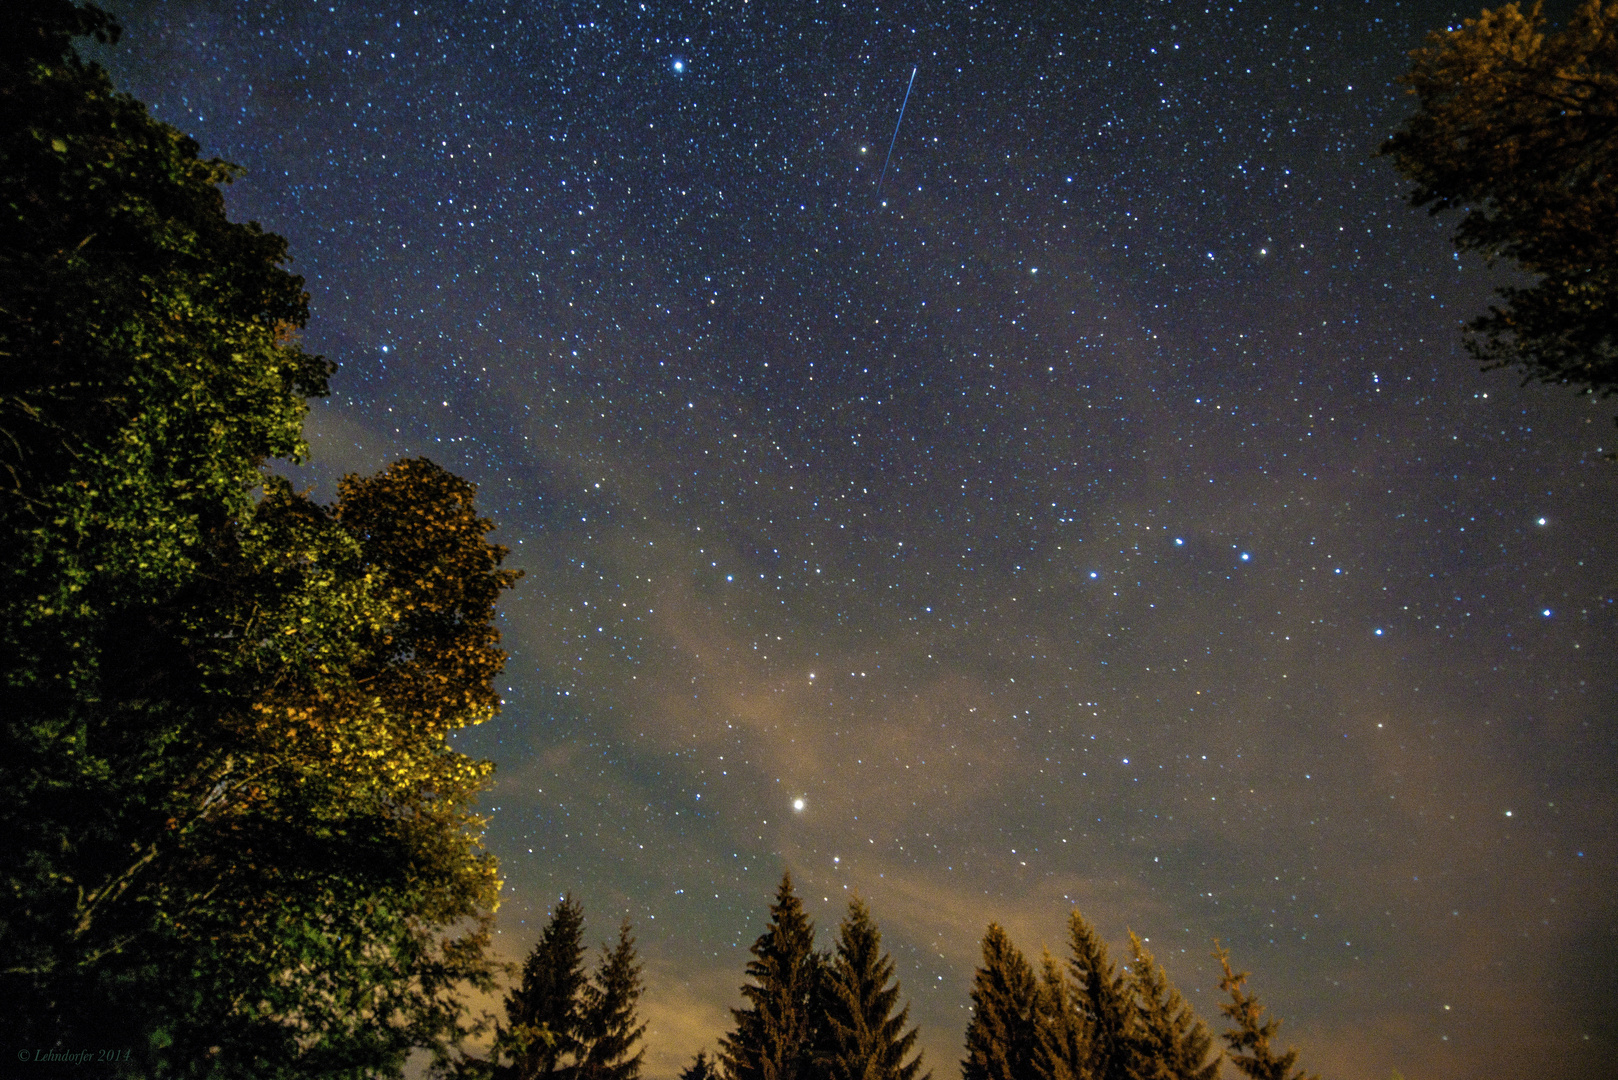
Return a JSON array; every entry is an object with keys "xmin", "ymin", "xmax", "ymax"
[{"xmin": 95, "ymin": 1, "xmax": 1616, "ymax": 1077}]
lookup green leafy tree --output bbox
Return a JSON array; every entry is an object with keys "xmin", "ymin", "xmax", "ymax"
[
  {"xmin": 1125, "ymin": 934, "xmax": 1218, "ymax": 1080},
  {"xmin": 720, "ymin": 872, "xmax": 822, "ymax": 1080},
  {"xmin": 961, "ymin": 923, "xmax": 1040, "ymax": 1080},
  {"xmin": 6, "ymin": 459, "xmax": 516, "ymax": 1077},
  {"xmin": 1065, "ymin": 911, "xmax": 1137, "ymax": 1080},
  {"xmin": 153, "ymin": 461, "xmax": 514, "ymax": 1078},
  {"xmin": 1380, "ymin": 1, "xmax": 1618, "ymax": 410},
  {"xmin": 2, "ymin": 5, "xmax": 515, "ymax": 1074},
  {"xmin": 1214, "ymin": 945, "xmax": 1318, "ymax": 1080},
  {"xmin": 577, "ymin": 921, "xmax": 648, "ymax": 1080},
  {"xmin": 815, "ymin": 897, "xmax": 929, "ymax": 1080}
]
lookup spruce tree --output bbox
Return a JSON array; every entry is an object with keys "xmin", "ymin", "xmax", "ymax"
[
  {"xmin": 720, "ymin": 871, "xmax": 821, "ymax": 1080},
  {"xmin": 1126, "ymin": 934, "xmax": 1218, "ymax": 1080},
  {"xmin": 1066, "ymin": 910, "xmax": 1137, "ymax": 1080},
  {"xmin": 1214, "ymin": 945, "xmax": 1318, "ymax": 1080},
  {"xmin": 578, "ymin": 921, "xmax": 648, "ymax": 1080},
  {"xmin": 961, "ymin": 923, "xmax": 1040, "ymax": 1080},
  {"xmin": 681, "ymin": 1050, "xmax": 718, "ymax": 1080},
  {"xmin": 817, "ymin": 897, "xmax": 930, "ymax": 1080},
  {"xmin": 1032, "ymin": 950, "xmax": 1088, "ymax": 1080},
  {"xmin": 500, "ymin": 896, "xmax": 588, "ymax": 1080}
]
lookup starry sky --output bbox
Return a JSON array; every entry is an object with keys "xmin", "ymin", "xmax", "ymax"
[{"xmin": 94, "ymin": 1, "xmax": 1616, "ymax": 1077}]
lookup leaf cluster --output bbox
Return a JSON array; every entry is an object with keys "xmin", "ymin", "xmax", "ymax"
[
  {"xmin": 2, "ymin": 6, "xmax": 519, "ymax": 1075},
  {"xmin": 1380, "ymin": 1, "xmax": 1618, "ymax": 399}
]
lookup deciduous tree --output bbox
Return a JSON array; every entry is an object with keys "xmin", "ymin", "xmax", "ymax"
[
  {"xmin": 1381, "ymin": 1, "xmax": 1618, "ymax": 410},
  {"xmin": 2, "ymin": 6, "xmax": 516, "ymax": 1074}
]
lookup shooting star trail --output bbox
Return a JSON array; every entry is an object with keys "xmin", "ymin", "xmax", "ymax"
[{"xmin": 875, "ymin": 65, "xmax": 917, "ymax": 200}]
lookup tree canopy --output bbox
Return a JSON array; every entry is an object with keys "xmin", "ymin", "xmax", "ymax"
[
  {"xmin": 1380, "ymin": 1, "xmax": 1618, "ymax": 408},
  {"xmin": 2, "ymin": 5, "xmax": 518, "ymax": 1074},
  {"xmin": 963, "ymin": 915, "xmax": 1316, "ymax": 1080}
]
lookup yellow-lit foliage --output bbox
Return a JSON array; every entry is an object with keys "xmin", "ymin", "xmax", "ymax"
[
  {"xmin": 1381, "ymin": 1, "xmax": 1618, "ymax": 396},
  {"xmin": 219, "ymin": 459, "xmax": 518, "ymax": 831}
]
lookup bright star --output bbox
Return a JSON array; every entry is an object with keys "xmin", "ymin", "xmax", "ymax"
[{"xmin": 672, "ymin": 58, "xmax": 685, "ymax": 73}]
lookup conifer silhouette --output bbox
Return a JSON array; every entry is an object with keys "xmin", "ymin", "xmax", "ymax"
[
  {"xmin": 680, "ymin": 1050, "xmax": 718, "ymax": 1080},
  {"xmin": 1214, "ymin": 944, "xmax": 1318, "ymax": 1080},
  {"xmin": 500, "ymin": 896, "xmax": 587, "ymax": 1079},
  {"xmin": 817, "ymin": 897, "xmax": 930, "ymax": 1080},
  {"xmin": 720, "ymin": 872, "xmax": 822, "ymax": 1080},
  {"xmin": 961, "ymin": 923, "xmax": 1040, "ymax": 1080},
  {"xmin": 1126, "ymin": 933, "xmax": 1218, "ymax": 1080},
  {"xmin": 578, "ymin": 920, "xmax": 647, "ymax": 1080},
  {"xmin": 1032, "ymin": 949, "xmax": 1089, "ymax": 1080},
  {"xmin": 1066, "ymin": 910, "xmax": 1137, "ymax": 1080}
]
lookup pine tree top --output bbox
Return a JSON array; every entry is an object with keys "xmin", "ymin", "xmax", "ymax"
[
  {"xmin": 1214, "ymin": 944, "xmax": 1319, "ymax": 1080},
  {"xmin": 719, "ymin": 871, "xmax": 821, "ymax": 1080},
  {"xmin": 1126, "ymin": 932, "xmax": 1218, "ymax": 1080}
]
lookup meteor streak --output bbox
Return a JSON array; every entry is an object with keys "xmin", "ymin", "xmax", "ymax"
[{"xmin": 875, "ymin": 65, "xmax": 917, "ymax": 200}]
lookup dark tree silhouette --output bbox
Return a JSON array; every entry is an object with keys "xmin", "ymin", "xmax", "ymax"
[
  {"xmin": 578, "ymin": 921, "xmax": 647, "ymax": 1080},
  {"xmin": 1126, "ymin": 933, "xmax": 1219, "ymax": 1080},
  {"xmin": 500, "ymin": 897, "xmax": 588, "ymax": 1080},
  {"xmin": 1381, "ymin": 1, "xmax": 1618, "ymax": 415},
  {"xmin": 720, "ymin": 872, "xmax": 822, "ymax": 1080},
  {"xmin": 1065, "ymin": 910, "xmax": 1137, "ymax": 1080},
  {"xmin": 961, "ymin": 923, "xmax": 1040, "ymax": 1080},
  {"xmin": 816, "ymin": 897, "xmax": 929, "ymax": 1080},
  {"xmin": 1215, "ymin": 944, "xmax": 1318, "ymax": 1080}
]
